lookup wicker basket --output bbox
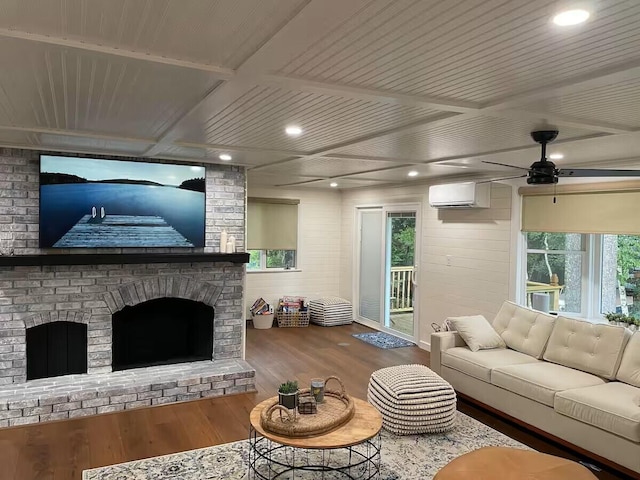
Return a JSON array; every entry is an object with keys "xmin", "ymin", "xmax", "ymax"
[{"xmin": 277, "ymin": 310, "xmax": 310, "ymax": 327}]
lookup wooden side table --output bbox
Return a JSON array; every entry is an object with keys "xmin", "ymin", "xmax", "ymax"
[
  {"xmin": 248, "ymin": 396, "xmax": 383, "ymax": 479},
  {"xmin": 434, "ymin": 447, "xmax": 598, "ymax": 480}
]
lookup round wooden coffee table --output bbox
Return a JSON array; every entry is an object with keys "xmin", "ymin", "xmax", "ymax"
[
  {"xmin": 434, "ymin": 447, "xmax": 598, "ymax": 480},
  {"xmin": 248, "ymin": 396, "xmax": 382, "ymax": 479}
]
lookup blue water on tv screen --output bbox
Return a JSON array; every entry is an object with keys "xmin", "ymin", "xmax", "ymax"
[{"xmin": 39, "ymin": 155, "xmax": 206, "ymax": 248}]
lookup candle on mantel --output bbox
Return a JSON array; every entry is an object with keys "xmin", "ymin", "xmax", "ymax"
[{"xmin": 220, "ymin": 229, "xmax": 228, "ymax": 253}]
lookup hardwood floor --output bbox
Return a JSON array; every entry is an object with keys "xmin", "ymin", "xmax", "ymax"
[{"xmin": 0, "ymin": 323, "xmax": 632, "ymax": 480}]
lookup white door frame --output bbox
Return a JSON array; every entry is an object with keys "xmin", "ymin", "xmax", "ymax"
[{"xmin": 353, "ymin": 203, "xmax": 422, "ymax": 342}]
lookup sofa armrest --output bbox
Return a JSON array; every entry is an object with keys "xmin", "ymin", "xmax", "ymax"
[{"xmin": 430, "ymin": 331, "xmax": 465, "ymax": 376}]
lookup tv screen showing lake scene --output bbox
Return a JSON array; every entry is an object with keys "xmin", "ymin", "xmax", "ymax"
[{"xmin": 39, "ymin": 156, "xmax": 206, "ymax": 248}]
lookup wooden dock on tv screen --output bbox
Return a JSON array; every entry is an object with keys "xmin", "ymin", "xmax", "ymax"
[{"xmin": 53, "ymin": 215, "xmax": 194, "ymax": 248}]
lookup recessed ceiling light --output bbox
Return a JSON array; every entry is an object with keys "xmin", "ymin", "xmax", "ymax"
[
  {"xmin": 549, "ymin": 153, "xmax": 564, "ymax": 160},
  {"xmin": 285, "ymin": 125, "xmax": 303, "ymax": 137},
  {"xmin": 553, "ymin": 9, "xmax": 590, "ymax": 26},
  {"xmin": 330, "ymin": 182, "xmax": 338, "ymax": 187},
  {"xmin": 408, "ymin": 170, "xmax": 419, "ymax": 177},
  {"xmin": 219, "ymin": 153, "xmax": 232, "ymax": 161}
]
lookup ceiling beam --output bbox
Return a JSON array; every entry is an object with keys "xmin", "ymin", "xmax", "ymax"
[
  {"xmin": 0, "ymin": 142, "xmax": 153, "ymax": 159},
  {"xmin": 0, "ymin": 125, "xmax": 154, "ymax": 144},
  {"xmin": 0, "ymin": 28, "xmax": 235, "ymax": 79},
  {"xmin": 486, "ymin": 109, "xmax": 636, "ymax": 135},
  {"xmin": 258, "ymin": 74, "xmax": 479, "ymax": 113},
  {"xmin": 173, "ymin": 141, "xmax": 307, "ymax": 157},
  {"xmin": 317, "ymin": 153, "xmax": 425, "ymax": 164}
]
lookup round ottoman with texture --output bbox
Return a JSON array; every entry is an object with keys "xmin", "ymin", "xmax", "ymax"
[
  {"xmin": 367, "ymin": 364, "xmax": 456, "ymax": 434},
  {"xmin": 433, "ymin": 447, "xmax": 597, "ymax": 480}
]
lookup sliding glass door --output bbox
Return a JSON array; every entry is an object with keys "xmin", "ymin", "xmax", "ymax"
[
  {"xmin": 355, "ymin": 204, "xmax": 420, "ymax": 341},
  {"xmin": 386, "ymin": 210, "xmax": 417, "ymax": 338},
  {"xmin": 357, "ymin": 209, "xmax": 384, "ymax": 324}
]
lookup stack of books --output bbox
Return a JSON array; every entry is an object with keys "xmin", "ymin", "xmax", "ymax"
[
  {"xmin": 278, "ymin": 296, "xmax": 307, "ymax": 313},
  {"xmin": 250, "ymin": 297, "xmax": 271, "ymax": 316}
]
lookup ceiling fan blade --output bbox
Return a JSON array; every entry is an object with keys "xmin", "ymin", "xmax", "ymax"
[
  {"xmin": 477, "ymin": 174, "xmax": 527, "ymax": 183},
  {"xmin": 558, "ymin": 168, "xmax": 640, "ymax": 178},
  {"xmin": 482, "ymin": 160, "xmax": 530, "ymax": 171}
]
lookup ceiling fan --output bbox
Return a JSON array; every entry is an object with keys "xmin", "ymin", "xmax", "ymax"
[{"xmin": 483, "ymin": 130, "xmax": 640, "ymax": 184}]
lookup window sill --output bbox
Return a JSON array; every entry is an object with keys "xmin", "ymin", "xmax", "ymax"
[
  {"xmin": 247, "ymin": 268, "xmax": 302, "ymax": 274},
  {"xmin": 525, "ymin": 308, "xmax": 609, "ymax": 324}
]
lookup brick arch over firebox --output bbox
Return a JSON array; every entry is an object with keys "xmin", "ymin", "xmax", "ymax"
[
  {"xmin": 23, "ymin": 310, "xmax": 91, "ymax": 329},
  {"xmin": 102, "ymin": 275, "xmax": 223, "ymax": 314}
]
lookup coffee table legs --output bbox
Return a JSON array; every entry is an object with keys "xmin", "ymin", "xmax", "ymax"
[{"xmin": 248, "ymin": 426, "xmax": 381, "ymax": 479}]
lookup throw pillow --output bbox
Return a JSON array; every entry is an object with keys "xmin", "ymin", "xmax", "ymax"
[{"xmin": 447, "ymin": 315, "xmax": 506, "ymax": 352}]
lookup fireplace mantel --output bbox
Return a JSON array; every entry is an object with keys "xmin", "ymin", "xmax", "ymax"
[{"xmin": 0, "ymin": 252, "xmax": 250, "ymax": 267}]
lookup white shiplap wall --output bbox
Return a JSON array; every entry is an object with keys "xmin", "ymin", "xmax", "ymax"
[
  {"xmin": 339, "ymin": 183, "xmax": 512, "ymax": 350},
  {"xmin": 245, "ymin": 186, "xmax": 342, "ymax": 318}
]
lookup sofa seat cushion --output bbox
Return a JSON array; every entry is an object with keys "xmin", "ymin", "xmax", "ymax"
[
  {"xmin": 555, "ymin": 382, "xmax": 640, "ymax": 443},
  {"xmin": 441, "ymin": 347, "xmax": 540, "ymax": 383},
  {"xmin": 491, "ymin": 363, "xmax": 606, "ymax": 407}
]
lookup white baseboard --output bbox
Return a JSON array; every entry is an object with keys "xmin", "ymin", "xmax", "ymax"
[{"xmin": 419, "ymin": 339, "xmax": 430, "ymax": 352}]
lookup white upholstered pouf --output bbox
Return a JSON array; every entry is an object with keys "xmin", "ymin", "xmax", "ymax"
[{"xmin": 367, "ymin": 364, "xmax": 456, "ymax": 435}]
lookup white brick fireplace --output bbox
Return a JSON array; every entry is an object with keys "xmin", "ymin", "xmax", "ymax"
[{"xmin": 0, "ymin": 149, "xmax": 255, "ymax": 427}]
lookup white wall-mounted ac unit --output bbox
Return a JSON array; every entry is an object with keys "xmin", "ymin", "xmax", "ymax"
[{"xmin": 428, "ymin": 182, "xmax": 490, "ymax": 208}]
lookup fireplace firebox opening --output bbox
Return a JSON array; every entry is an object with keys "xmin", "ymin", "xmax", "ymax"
[
  {"xmin": 112, "ymin": 297, "xmax": 214, "ymax": 371},
  {"xmin": 26, "ymin": 321, "xmax": 88, "ymax": 380}
]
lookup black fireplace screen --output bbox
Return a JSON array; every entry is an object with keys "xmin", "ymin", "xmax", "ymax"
[
  {"xmin": 27, "ymin": 321, "xmax": 88, "ymax": 380},
  {"xmin": 112, "ymin": 297, "xmax": 213, "ymax": 371}
]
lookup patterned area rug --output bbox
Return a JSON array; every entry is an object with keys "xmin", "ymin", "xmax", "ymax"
[
  {"xmin": 352, "ymin": 332, "xmax": 414, "ymax": 349},
  {"xmin": 82, "ymin": 412, "xmax": 530, "ymax": 479}
]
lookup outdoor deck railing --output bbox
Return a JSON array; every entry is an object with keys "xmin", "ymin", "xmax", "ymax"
[
  {"xmin": 390, "ymin": 266, "xmax": 414, "ymax": 312},
  {"xmin": 526, "ymin": 281, "xmax": 564, "ymax": 311}
]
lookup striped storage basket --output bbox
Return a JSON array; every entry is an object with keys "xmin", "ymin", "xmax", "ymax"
[
  {"xmin": 308, "ymin": 297, "xmax": 353, "ymax": 326},
  {"xmin": 367, "ymin": 364, "xmax": 456, "ymax": 435}
]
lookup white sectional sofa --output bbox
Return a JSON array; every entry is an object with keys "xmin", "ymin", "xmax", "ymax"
[{"xmin": 430, "ymin": 301, "xmax": 640, "ymax": 475}]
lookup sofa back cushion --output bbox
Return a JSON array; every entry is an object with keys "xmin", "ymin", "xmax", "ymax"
[
  {"xmin": 617, "ymin": 332, "xmax": 640, "ymax": 387},
  {"xmin": 491, "ymin": 301, "xmax": 555, "ymax": 359},
  {"xmin": 543, "ymin": 316, "xmax": 631, "ymax": 379}
]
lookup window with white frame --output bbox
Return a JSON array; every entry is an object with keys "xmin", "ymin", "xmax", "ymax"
[
  {"xmin": 247, "ymin": 197, "xmax": 299, "ymax": 271},
  {"xmin": 525, "ymin": 232, "xmax": 585, "ymax": 314},
  {"xmin": 524, "ymin": 232, "xmax": 640, "ymax": 319},
  {"xmin": 521, "ymin": 187, "xmax": 640, "ymax": 320}
]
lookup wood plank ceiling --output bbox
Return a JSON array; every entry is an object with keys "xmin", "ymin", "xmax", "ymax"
[{"xmin": 0, "ymin": 0, "xmax": 639, "ymax": 189}]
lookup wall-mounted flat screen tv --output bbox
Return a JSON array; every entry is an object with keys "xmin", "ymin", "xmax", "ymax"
[{"xmin": 39, "ymin": 155, "xmax": 205, "ymax": 248}]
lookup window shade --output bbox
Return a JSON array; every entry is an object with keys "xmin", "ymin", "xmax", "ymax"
[
  {"xmin": 521, "ymin": 190, "xmax": 640, "ymax": 235},
  {"xmin": 247, "ymin": 198, "xmax": 298, "ymax": 250}
]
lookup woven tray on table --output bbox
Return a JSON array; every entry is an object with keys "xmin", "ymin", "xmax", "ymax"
[{"xmin": 261, "ymin": 376, "xmax": 355, "ymax": 437}]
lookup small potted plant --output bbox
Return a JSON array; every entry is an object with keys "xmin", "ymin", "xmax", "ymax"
[
  {"xmin": 278, "ymin": 380, "xmax": 299, "ymax": 410},
  {"xmin": 605, "ymin": 312, "xmax": 637, "ymax": 329}
]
